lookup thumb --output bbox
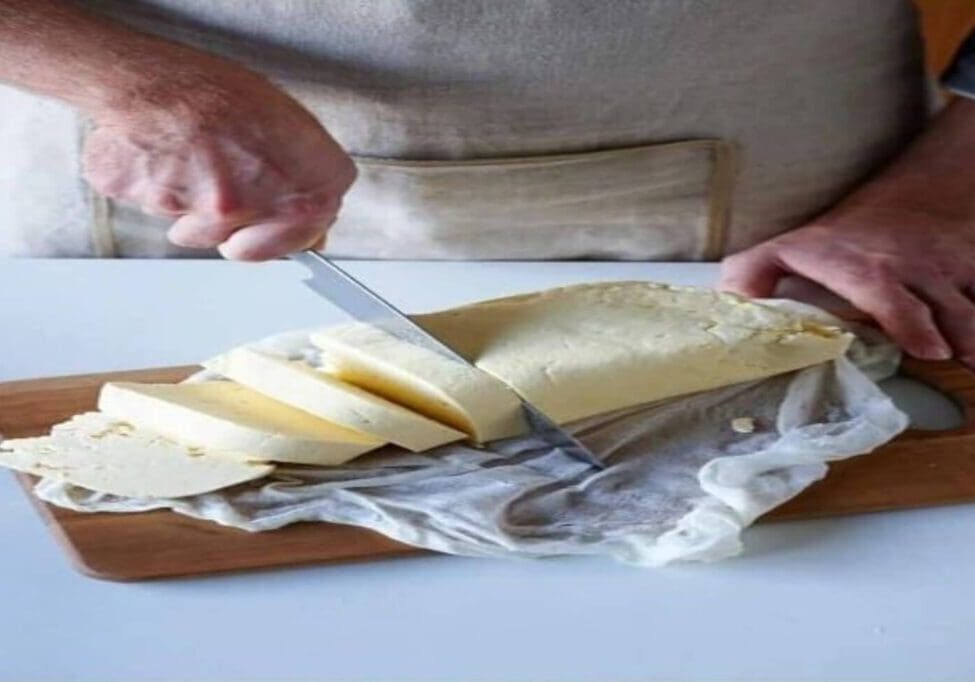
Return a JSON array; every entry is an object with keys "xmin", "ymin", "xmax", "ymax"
[{"xmin": 718, "ymin": 247, "xmax": 786, "ymax": 298}]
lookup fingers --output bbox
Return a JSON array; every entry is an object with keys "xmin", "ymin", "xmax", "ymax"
[
  {"xmin": 913, "ymin": 284, "xmax": 975, "ymax": 366},
  {"xmin": 718, "ymin": 247, "xmax": 786, "ymax": 298},
  {"xmin": 773, "ymin": 253, "xmax": 952, "ymax": 360},
  {"xmin": 213, "ymin": 191, "xmax": 338, "ymax": 260},
  {"xmin": 842, "ymin": 284, "xmax": 950, "ymax": 360},
  {"xmin": 166, "ymin": 213, "xmax": 252, "ymax": 249},
  {"xmin": 82, "ymin": 119, "xmax": 352, "ymax": 260},
  {"xmin": 217, "ymin": 219, "xmax": 326, "ymax": 261}
]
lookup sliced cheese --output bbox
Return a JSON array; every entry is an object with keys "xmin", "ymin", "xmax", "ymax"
[
  {"xmin": 204, "ymin": 348, "xmax": 466, "ymax": 451},
  {"xmin": 98, "ymin": 380, "xmax": 384, "ymax": 466},
  {"xmin": 311, "ymin": 327, "xmax": 526, "ymax": 443},
  {"xmin": 313, "ymin": 281, "xmax": 852, "ymax": 431},
  {"xmin": 0, "ymin": 412, "xmax": 272, "ymax": 498}
]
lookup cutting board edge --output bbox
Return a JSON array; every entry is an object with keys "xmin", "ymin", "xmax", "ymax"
[
  {"xmin": 5, "ymin": 358, "xmax": 975, "ymax": 580},
  {"xmin": 15, "ymin": 473, "xmax": 111, "ymax": 580},
  {"xmin": 15, "ymin": 473, "xmax": 427, "ymax": 582}
]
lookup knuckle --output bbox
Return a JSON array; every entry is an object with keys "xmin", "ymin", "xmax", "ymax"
[
  {"xmin": 863, "ymin": 255, "xmax": 903, "ymax": 281},
  {"xmin": 210, "ymin": 191, "xmax": 243, "ymax": 219},
  {"xmin": 278, "ymin": 191, "xmax": 337, "ymax": 221},
  {"xmin": 84, "ymin": 173, "xmax": 122, "ymax": 199},
  {"xmin": 892, "ymin": 292, "xmax": 929, "ymax": 316},
  {"xmin": 723, "ymin": 246, "xmax": 768, "ymax": 270},
  {"xmin": 81, "ymin": 160, "xmax": 127, "ymax": 198},
  {"xmin": 721, "ymin": 252, "xmax": 746, "ymax": 270},
  {"xmin": 894, "ymin": 306, "xmax": 934, "ymax": 337},
  {"xmin": 911, "ymin": 264, "xmax": 942, "ymax": 283},
  {"xmin": 143, "ymin": 192, "xmax": 186, "ymax": 217},
  {"xmin": 860, "ymin": 292, "xmax": 920, "ymax": 327},
  {"xmin": 81, "ymin": 134, "xmax": 130, "ymax": 198},
  {"xmin": 338, "ymin": 157, "xmax": 358, "ymax": 189}
]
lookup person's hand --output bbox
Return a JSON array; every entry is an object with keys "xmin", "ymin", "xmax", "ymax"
[
  {"xmin": 82, "ymin": 61, "xmax": 355, "ymax": 260},
  {"xmin": 720, "ymin": 207, "xmax": 975, "ymax": 362},
  {"xmin": 720, "ymin": 99, "xmax": 975, "ymax": 366}
]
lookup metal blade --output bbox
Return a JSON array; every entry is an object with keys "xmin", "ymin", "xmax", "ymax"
[{"xmin": 288, "ymin": 250, "xmax": 606, "ymax": 470}]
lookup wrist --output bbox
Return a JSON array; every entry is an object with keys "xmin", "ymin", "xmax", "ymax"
[{"xmin": 90, "ymin": 45, "xmax": 270, "ymax": 125}]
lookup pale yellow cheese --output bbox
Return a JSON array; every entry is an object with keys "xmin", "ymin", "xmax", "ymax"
[
  {"xmin": 98, "ymin": 381, "xmax": 384, "ymax": 466},
  {"xmin": 0, "ymin": 412, "xmax": 272, "ymax": 498},
  {"xmin": 312, "ymin": 281, "xmax": 852, "ymax": 431},
  {"xmin": 311, "ymin": 327, "xmax": 527, "ymax": 443},
  {"xmin": 204, "ymin": 348, "xmax": 466, "ymax": 451}
]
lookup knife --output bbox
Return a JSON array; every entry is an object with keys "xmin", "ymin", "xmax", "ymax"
[{"xmin": 289, "ymin": 249, "xmax": 606, "ymax": 470}]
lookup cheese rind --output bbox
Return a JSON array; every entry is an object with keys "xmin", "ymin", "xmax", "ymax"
[
  {"xmin": 313, "ymin": 282, "xmax": 852, "ymax": 431},
  {"xmin": 204, "ymin": 348, "xmax": 466, "ymax": 451},
  {"xmin": 311, "ymin": 329, "xmax": 527, "ymax": 442},
  {"xmin": 0, "ymin": 412, "xmax": 272, "ymax": 498},
  {"xmin": 98, "ymin": 380, "xmax": 384, "ymax": 466}
]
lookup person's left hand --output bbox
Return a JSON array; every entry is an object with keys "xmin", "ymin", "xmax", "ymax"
[
  {"xmin": 720, "ymin": 99, "xmax": 975, "ymax": 366},
  {"xmin": 720, "ymin": 205, "xmax": 975, "ymax": 363}
]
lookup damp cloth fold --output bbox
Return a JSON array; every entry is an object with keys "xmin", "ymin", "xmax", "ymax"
[{"xmin": 33, "ymin": 301, "xmax": 909, "ymax": 566}]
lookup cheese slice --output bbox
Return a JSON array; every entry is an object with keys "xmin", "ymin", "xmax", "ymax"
[
  {"xmin": 311, "ymin": 327, "xmax": 526, "ymax": 443},
  {"xmin": 313, "ymin": 281, "xmax": 852, "ymax": 430},
  {"xmin": 0, "ymin": 412, "xmax": 272, "ymax": 498},
  {"xmin": 98, "ymin": 381, "xmax": 384, "ymax": 466},
  {"xmin": 204, "ymin": 348, "xmax": 466, "ymax": 451}
]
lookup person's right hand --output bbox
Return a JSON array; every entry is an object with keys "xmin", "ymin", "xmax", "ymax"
[{"xmin": 82, "ymin": 61, "xmax": 356, "ymax": 261}]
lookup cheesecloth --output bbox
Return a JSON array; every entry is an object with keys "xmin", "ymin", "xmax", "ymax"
[{"xmin": 32, "ymin": 304, "xmax": 909, "ymax": 566}]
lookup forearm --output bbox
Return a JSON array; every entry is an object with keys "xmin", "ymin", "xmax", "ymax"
[
  {"xmin": 0, "ymin": 0, "xmax": 255, "ymax": 116},
  {"xmin": 721, "ymin": 95, "xmax": 975, "ymax": 364},
  {"xmin": 820, "ymin": 99, "xmax": 975, "ymax": 224}
]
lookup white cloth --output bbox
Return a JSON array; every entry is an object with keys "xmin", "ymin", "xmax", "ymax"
[{"xmin": 33, "ymin": 315, "xmax": 908, "ymax": 566}]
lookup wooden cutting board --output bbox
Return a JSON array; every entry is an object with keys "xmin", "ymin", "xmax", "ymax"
[{"xmin": 2, "ymin": 359, "xmax": 975, "ymax": 581}]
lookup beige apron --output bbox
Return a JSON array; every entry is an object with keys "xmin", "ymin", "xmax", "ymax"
[{"xmin": 0, "ymin": 1, "xmax": 928, "ymax": 260}]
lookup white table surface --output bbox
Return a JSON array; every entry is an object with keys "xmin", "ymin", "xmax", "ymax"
[{"xmin": 1, "ymin": 258, "xmax": 973, "ymax": 682}]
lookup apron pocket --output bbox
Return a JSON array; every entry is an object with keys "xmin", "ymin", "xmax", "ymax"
[{"xmin": 328, "ymin": 139, "xmax": 735, "ymax": 260}]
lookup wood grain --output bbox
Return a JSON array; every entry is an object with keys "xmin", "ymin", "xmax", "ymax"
[
  {"xmin": 767, "ymin": 358, "xmax": 975, "ymax": 520},
  {"xmin": 3, "ymin": 358, "xmax": 975, "ymax": 580},
  {"xmin": 1, "ymin": 366, "xmax": 422, "ymax": 580},
  {"xmin": 15, "ymin": 480, "xmax": 421, "ymax": 581},
  {"xmin": 0, "ymin": 366, "xmax": 198, "ymax": 440}
]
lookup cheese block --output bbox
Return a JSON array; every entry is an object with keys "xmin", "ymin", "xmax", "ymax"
[
  {"xmin": 311, "ymin": 328, "xmax": 526, "ymax": 442},
  {"xmin": 312, "ymin": 281, "xmax": 853, "ymax": 430},
  {"xmin": 204, "ymin": 348, "xmax": 466, "ymax": 451},
  {"xmin": 98, "ymin": 381, "xmax": 384, "ymax": 466},
  {"xmin": 0, "ymin": 412, "xmax": 272, "ymax": 498}
]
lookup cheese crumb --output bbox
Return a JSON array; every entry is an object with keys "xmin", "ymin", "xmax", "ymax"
[{"xmin": 731, "ymin": 417, "xmax": 756, "ymax": 434}]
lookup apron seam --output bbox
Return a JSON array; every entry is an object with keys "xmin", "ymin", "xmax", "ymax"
[
  {"xmin": 701, "ymin": 140, "xmax": 737, "ymax": 262},
  {"xmin": 350, "ymin": 139, "xmax": 727, "ymax": 169},
  {"xmin": 89, "ymin": 192, "xmax": 116, "ymax": 258}
]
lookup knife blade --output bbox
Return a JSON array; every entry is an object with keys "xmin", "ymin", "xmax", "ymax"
[{"xmin": 288, "ymin": 249, "xmax": 606, "ymax": 470}]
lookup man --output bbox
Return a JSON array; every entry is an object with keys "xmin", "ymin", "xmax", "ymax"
[{"xmin": 1, "ymin": 1, "xmax": 974, "ymax": 365}]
